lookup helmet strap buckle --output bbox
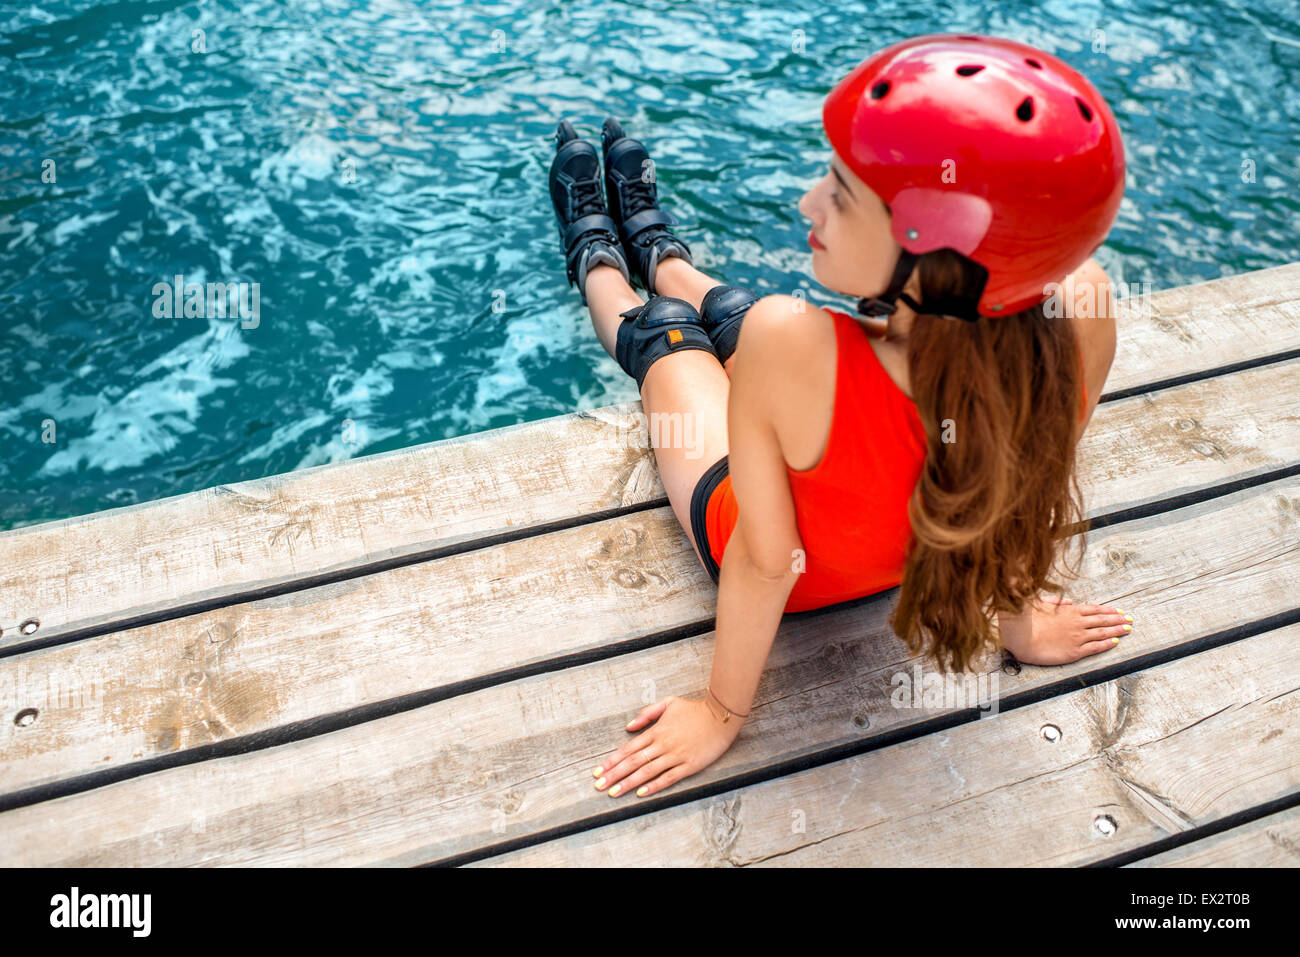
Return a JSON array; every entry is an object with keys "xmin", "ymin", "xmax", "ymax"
[
  {"xmin": 856, "ymin": 296, "xmax": 898, "ymax": 316},
  {"xmin": 855, "ymin": 250, "xmax": 985, "ymax": 322},
  {"xmin": 855, "ymin": 250, "xmax": 920, "ymax": 319}
]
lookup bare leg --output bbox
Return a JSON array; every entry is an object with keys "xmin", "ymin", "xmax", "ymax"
[
  {"xmin": 582, "ymin": 262, "xmax": 645, "ymax": 358},
  {"xmin": 583, "ymin": 263, "xmax": 731, "ymax": 574}
]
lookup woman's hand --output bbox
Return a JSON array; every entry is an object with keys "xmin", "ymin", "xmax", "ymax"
[
  {"xmin": 590, "ymin": 695, "xmax": 743, "ymax": 799},
  {"xmin": 1001, "ymin": 595, "xmax": 1134, "ymax": 665}
]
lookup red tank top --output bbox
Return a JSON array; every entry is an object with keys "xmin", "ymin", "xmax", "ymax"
[{"xmin": 702, "ymin": 307, "xmax": 1089, "ymax": 613}]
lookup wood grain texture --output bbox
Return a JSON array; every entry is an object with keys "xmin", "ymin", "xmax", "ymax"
[
  {"xmin": 2, "ymin": 265, "xmax": 1298, "ymax": 648},
  {"xmin": 1107, "ymin": 260, "xmax": 1300, "ymax": 393},
  {"xmin": 2, "ymin": 359, "xmax": 1297, "ymax": 796},
  {"xmin": 0, "ymin": 401, "xmax": 660, "ymax": 646},
  {"xmin": 1126, "ymin": 805, "xmax": 1300, "ymax": 867},
  {"xmin": 0, "ymin": 510, "xmax": 713, "ymax": 797},
  {"xmin": 2, "ymin": 473, "xmax": 1295, "ymax": 866},
  {"xmin": 477, "ymin": 620, "xmax": 1300, "ymax": 867}
]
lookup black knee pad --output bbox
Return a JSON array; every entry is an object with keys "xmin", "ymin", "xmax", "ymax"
[
  {"xmin": 615, "ymin": 295, "xmax": 718, "ymax": 391},
  {"xmin": 699, "ymin": 285, "xmax": 757, "ymax": 364}
]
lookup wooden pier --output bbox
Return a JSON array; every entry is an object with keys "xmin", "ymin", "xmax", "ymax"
[{"xmin": 2, "ymin": 262, "xmax": 1298, "ymax": 866}]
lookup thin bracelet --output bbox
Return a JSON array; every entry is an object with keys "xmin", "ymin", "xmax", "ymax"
[
  {"xmin": 712, "ymin": 686, "xmax": 754, "ymax": 722},
  {"xmin": 703, "ymin": 694, "xmax": 724, "ymax": 723},
  {"xmin": 707, "ymin": 684, "xmax": 751, "ymax": 723}
]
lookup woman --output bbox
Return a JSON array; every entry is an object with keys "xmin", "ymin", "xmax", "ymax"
[{"xmin": 547, "ymin": 34, "xmax": 1135, "ymax": 800}]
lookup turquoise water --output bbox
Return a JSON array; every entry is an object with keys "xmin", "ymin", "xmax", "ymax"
[{"xmin": 2, "ymin": 0, "xmax": 1298, "ymax": 530}]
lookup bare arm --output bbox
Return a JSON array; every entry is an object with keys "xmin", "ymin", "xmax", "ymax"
[
  {"xmin": 1073, "ymin": 257, "xmax": 1116, "ymax": 437},
  {"xmin": 708, "ymin": 298, "xmax": 803, "ymax": 722}
]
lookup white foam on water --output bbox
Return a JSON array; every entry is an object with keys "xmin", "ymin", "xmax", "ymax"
[
  {"xmin": 0, "ymin": 380, "xmax": 101, "ymax": 438},
  {"xmin": 254, "ymin": 133, "xmax": 342, "ymax": 189},
  {"xmin": 0, "ymin": 217, "xmax": 39, "ymax": 252},
  {"xmin": 291, "ymin": 423, "xmax": 403, "ymax": 470},
  {"xmin": 458, "ymin": 306, "xmax": 580, "ymax": 433},
  {"xmin": 51, "ymin": 211, "xmax": 115, "ymax": 246},
  {"xmin": 361, "ymin": 249, "xmax": 443, "ymax": 305},
  {"xmin": 35, "ymin": 317, "xmax": 250, "ymax": 475},
  {"xmin": 236, "ymin": 411, "xmax": 332, "ymax": 466},
  {"xmin": 328, "ymin": 363, "xmax": 394, "ymax": 416},
  {"xmin": 222, "ymin": 192, "xmax": 276, "ymax": 230},
  {"xmin": 239, "ymin": 360, "xmax": 401, "ymax": 467},
  {"xmin": 376, "ymin": 348, "xmax": 441, "ymax": 370},
  {"xmin": 144, "ymin": 179, "xmax": 206, "ymax": 240}
]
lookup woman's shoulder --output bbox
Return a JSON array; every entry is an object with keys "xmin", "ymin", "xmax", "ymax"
[
  {"xmin": 731, "ymin": 297, "xmax": 841, "ymax": 471},
  {"xmin": 732, "ymin": 296, "xmax": 839, "ymax": 380},
  {"xmin": 1059, "ymin": 258, "xmax": 1113, "ymax": 317},
  {"xmin": 740, "ymin": 293, "xmax": 835, "ymax": 324},
  {"xmin": 735, "ymin": 295, "xmax": 891, "ymax": 388},
  {"xmin": 1059, "ymin": 259, "xmax": 1117, "ymax": 419}
]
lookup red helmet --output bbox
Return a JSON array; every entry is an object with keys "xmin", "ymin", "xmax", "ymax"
[{"xmin": 823, "ymin": 33, "xmax": 1125, "ymax": 319}]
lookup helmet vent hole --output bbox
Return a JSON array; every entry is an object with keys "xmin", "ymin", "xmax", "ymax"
[
  {"xmin": 1025, "ymin": 58, "xmax": 1042, "ymax": 69},
  {"xmin": 870, "ymin": 80, "xmax": 890, "ymax": 99},
  {"xmin": 1015, "ymin": 96, "xmax": 1034, "ymax": 122},
  {"xmin": 955, "ymin": 65, "xmax": 984, "ymax": 77},
  {"xmin": 1075, "ymin": 97, "xmax": 1094, "ymax": 121}
]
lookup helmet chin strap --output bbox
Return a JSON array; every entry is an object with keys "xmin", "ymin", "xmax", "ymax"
[
  {"xmin": 856, "ymin": 250, "xmax": 983, "ymax": 323},
  {"xmin": 856, "ymin": 250, "xmax": 919, "ymax": 317}
]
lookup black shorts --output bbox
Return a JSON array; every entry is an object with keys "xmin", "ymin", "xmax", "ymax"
[{"xmin": 688, "ymin": 453, "xmax": 731, "ymax": 585}]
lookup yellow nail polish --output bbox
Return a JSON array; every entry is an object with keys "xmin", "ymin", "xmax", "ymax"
[
  {"xmin": 636, "ymin": 786, "xmax": 648, "ymax": 797},
  {"xmin": 592, "ymin": 766, "xmax": 603, "ymax": 778},
  {"xmin": 1123, "ymin": 615, "xmax": 1134, "ymax": 622},
  {"xmin": 608, "ymin": 784, "xmax": 622, "ymax": 797},
  {"xmin": 1112, "ymin": 637, "xmax": 1120, "ymax": 644},
  {"xmin": 1123, "ymin": 624, "xmax": 1132, "ymax": 631},
  {"xmin": 595, "ymin": 777, "xmax": 607, "ymax": 789}
]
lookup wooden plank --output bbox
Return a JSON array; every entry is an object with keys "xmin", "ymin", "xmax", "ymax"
[
  {"xmin": 1107, "ymin": 261, "xmax": 1300, "ymax": 395},
  {"xmin": 2, "ymin": 265, "xmax": 1298, "ymax": 648},
  {"xmin": 1125, "ymin": 805, "xmax": 1300, "ymax": 867},
  {"xmin": 1, "ymin": 471, "xmax": 1295, "ymax": 866},
  {"xmin": 1072, "ymin": 357, "xmax": 1300, "ymax": 513},
  {"xmin": 0, "ymin": 507, "xmax": 713, "ymax": 798},
  {"xmin": 3, "ymin": 359, "xmax": 1298, "ymax": 795},
  {"xmin": 0, "ymin": 400, "xmax": 659, "ymax": 646},
  {"xmin": 475, "ymin": 621, "xmax": 1300, "ymax": 867}
]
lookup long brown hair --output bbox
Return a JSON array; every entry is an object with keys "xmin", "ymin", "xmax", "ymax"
[{"xmin": 889, "ymin": 248, "xmax": 1088, "ymax": 673}]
